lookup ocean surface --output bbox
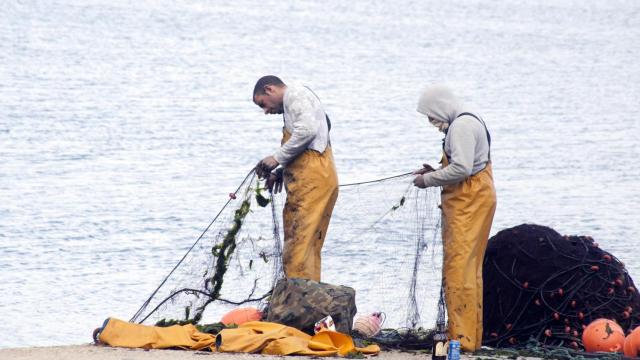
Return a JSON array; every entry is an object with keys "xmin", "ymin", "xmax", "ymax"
[{"xmin": 1, "ymin": 0, "xmax": 639, "ymax": 349}]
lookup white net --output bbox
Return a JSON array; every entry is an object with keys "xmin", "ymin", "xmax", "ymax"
[{"xmin": 130, "ymin": 170, "xmax": 443, "ymax": 333}]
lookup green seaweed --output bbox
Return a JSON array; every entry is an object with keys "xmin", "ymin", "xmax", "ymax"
[
  {"xmin": 255, "ymin": 184, "xmax": 271, "ymax": 207},
  {"xmin": 196, "ymin": 322, "xmax": 233, "ymax": 335},
  {"xmin": 185, "ymin": 187, "xmax": 254, "ymax": 324},
  {"xmin": 155, "ymin": 317, "xmax": 196, "ymax": 327},
  {"xmin": 391, "ymin": 196, "xmax": 406, "ymax": 211},
  {"xmin": 157, "ymin": 179, "xmax": 275, "ymax": 326}
]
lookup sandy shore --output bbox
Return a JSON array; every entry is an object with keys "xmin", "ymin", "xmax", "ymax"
[{"xmin": 0, "ymin": 344, "xmax": 531, "ymax": 360}]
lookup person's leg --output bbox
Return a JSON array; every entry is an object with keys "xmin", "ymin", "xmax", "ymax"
[
  {"xmin": 443, "ymin": 221, "xmax": 480, "ymax": 352},
  {"xmin": 282, "ymin": 149, "xmax": 338, "ymax": 281},
  {"xmin": 473, "ymin": 169, "xmax": 497, "ymax": 349}
]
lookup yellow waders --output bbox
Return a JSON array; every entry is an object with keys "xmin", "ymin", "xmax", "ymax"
[
  {"xmin": 281, "ymin": 129, "xmax": 339, "ymax": 281},
  {"xmin": 441, "ymin": 157, "xmax": 497, "ymax": 351}
]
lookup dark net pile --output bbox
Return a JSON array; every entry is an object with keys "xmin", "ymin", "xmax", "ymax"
[
  {"xmin": 483, "ymin": 224, "xmax": 640, "ymax": 350},
  {"xmin": 130, "ymin": 170, "xmax": 443, "ymax": 340}
]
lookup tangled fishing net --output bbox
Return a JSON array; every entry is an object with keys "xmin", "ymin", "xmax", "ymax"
[
  {"xmin": 130, "ymin": 170, "xmax": 443, "ymax": 342},
  {"xmin": 483, "ymin": 224, "xmax": 640, "ymax": 351}
]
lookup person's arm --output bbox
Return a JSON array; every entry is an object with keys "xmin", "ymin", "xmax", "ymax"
[
  {"xmin": 421, "ymin": 121, "xmax": 476, "ymax": 187},
  {"xmin": 273, "ymin": 94, "xmax": 319, "ymax": 166}
]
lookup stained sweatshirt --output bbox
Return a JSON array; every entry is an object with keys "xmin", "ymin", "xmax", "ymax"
[
  {"xmin": 417, "ymin": 85, "xmax": 491, "ymax": 187},
  {"xmin": 273, "ymin": 85, "xmax": 329, "ymax": 166}
]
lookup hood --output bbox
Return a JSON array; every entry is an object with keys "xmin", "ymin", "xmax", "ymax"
[{"xmin": 416, "ymin": 85, "xmax": 464, "ymax": 124}]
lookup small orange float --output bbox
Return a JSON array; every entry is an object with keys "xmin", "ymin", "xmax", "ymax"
[
  {"xmin": 582, "ymin": 318, "xmax": 625, "ymax": 353},
  {"xmin": 220, "ymin": 307, "xmax": 263, "ymax": 326}
]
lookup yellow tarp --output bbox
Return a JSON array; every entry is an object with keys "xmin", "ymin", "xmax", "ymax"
[
  {"xmin": 98, "ymin": 318, "xmax": 380, "ymax": 356},
  {"xmin": 217, "ymin": 321, "xmax": 379, "ymax": 356},
  {"xmin": 98, "ymin": 317, "xmax": 215, "ymax": 350}
]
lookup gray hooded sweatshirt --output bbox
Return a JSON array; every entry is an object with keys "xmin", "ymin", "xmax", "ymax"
[{"xmin": 417, "ymin": 85, "xmax": 490, "ymax": 187}]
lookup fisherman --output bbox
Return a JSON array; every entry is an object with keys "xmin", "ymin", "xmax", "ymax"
[
  {"xmin": 412, "ymin": 85, "xmax": 497, "ymax": 352},
  {"xmin": 253, "ymin": 75, "xmax": 339, "ymax": 282}
]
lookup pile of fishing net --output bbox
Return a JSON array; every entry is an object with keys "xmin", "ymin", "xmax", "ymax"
[
  {"xmin": 129, "ymin": 169, "xmax": 443, "ymax": 351},
  {"xmin": 483, "ymin": 224, "xmax": 640, "ymax": 350}
]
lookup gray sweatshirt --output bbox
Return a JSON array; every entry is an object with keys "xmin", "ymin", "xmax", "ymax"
[
  {"xmin": 416, "ymin": 85, "xmax": 490, "ymax": 187},
  {"xmin": 273, "ymin": 85, "xmax": 329, "ymax": 166}
]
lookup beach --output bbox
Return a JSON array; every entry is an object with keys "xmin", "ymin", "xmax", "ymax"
[{"xmin": 0, "ymin": 344, "xmax": 532, "ymax": 360}]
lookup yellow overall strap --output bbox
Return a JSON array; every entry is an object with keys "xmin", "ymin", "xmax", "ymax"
[{"xmin": 280, "ymin": 129, "xmax": 339, "ymax": 281}]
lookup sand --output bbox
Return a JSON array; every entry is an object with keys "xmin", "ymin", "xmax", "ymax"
[{"xmin": 0, "ymin": 344, "xmax": 528, "ymax": 360}]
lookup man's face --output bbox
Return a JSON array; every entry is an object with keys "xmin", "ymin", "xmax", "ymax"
[
  {"xmin": 428, "ymin": 116, "xmax": 449, "ymax": 133},
  {"xmin": 254, "ymin": 85, "xmax": 284, "ymax": 114}
]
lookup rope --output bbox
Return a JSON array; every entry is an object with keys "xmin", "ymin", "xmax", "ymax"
[{"xmin": 339, "ymin": 171, "xmax": 414, "ymax": 187}]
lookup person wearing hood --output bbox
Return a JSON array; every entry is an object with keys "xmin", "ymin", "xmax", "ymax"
[
  {"xmin": 413, "ymin": 85, "xmax": 497, "ymax": 351},
  {"xmin": 252, "ymin": 75, "xmax": 339, "ymax": 282}
]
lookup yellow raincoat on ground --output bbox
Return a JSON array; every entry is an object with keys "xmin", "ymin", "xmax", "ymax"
[
  {"xmin": 97, "ymin": 318, "xmax": 379, "ymax": 356},
  {"xmin": 281, "ymin": 129, "xmax": 339, "ymax": 281}
]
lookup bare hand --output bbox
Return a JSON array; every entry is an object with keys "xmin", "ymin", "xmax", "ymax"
[
  {"xmin": 266, "ymin": 169, "xmax": 284, "ymax": 194},
  {"xmin": 412, "ymin": 163, "xmax": 436, "ymax": 175},
  {"xmin": 255, "ymin": 156, "xmax": 279, "ymax": 179},
  {"xmin": 413, "ymin": 175, "xmax": 427, "ymax": 189}
]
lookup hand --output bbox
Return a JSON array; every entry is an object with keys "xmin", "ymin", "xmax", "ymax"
[
  {"xmin": 412, "ymin": 163, "xmax": 436, "ymax": 175},
  {"xmin": 266, "ymin": 169, "xmax": 284, "ymax": 194},
  {"xmin": 255, "ymin": 156, "xmax": 279, "ymax": 179},
  {"xmin": 413, "ymin": 174, "xmax": 427, "ymax": 189}
]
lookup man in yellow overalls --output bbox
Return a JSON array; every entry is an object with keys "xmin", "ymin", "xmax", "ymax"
[
  {"xmin": 252, "ymin": 75, "xmax": 338, "ymax": 282},
  {"xmin": 412, "ymin": 85, "xmax": 497, "ymax": 352}
]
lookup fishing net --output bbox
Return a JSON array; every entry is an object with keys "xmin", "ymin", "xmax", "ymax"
[
  {"xmin": 483, "ymin": 224, "xmax": 640, "ymax": 350},
  {"xmin": 128, "ymin": 172, "xmax": 640, "ymax": 355},
  {"xmin": 130, "ymin": 170, "xmax": 444, "ymax": 341}
]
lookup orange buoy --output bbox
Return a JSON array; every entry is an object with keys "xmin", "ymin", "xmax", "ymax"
[
  {"xmin": 624, "ymin": 326, "xmax": 640, "ymax": 358},
  {"xmin": 582, "ymin": 318, "xmax": 625, "ymax": 353},
  {"xmin": 220, "ymin": 307, "xmax": 263, "ymax": 326}
]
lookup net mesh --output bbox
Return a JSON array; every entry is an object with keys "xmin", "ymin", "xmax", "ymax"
[
  {"xmin": 130, "ymin": 170, "xmax": 444, "ymax": 333},
  {"xmin": 483, "ymin": 224, "xmax": 640, "ymax": 349}
]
